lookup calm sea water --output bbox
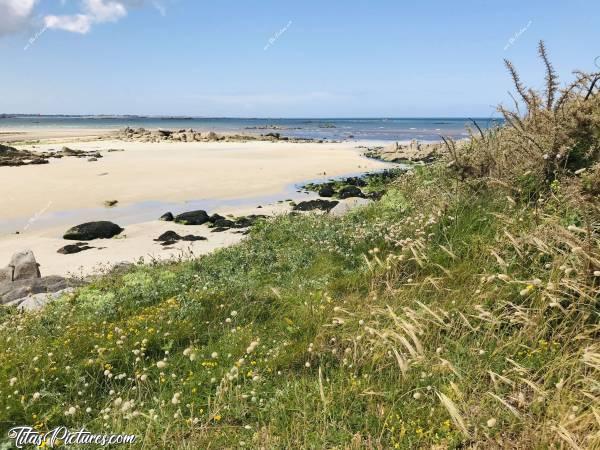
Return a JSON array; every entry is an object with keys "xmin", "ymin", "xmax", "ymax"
[{"xmin": 0, "ymin": 116, "xmax": 502, "ymax": 141}]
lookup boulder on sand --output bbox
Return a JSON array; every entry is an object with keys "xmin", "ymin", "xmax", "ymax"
[
  {"xmin": 174, "ymin": 210, "xmax": 210, "ymax": 225},
  {"xmin": 293, "ymin": 199, "xmax": 339, "ymax": 212},
  {"xmin": 9, "ymin": 250, "xmax": 41, "ymax": 280},
  {"xmin": 159, "ymin": 212, "xmax": 174, "ymax": 221},
  {"xmin": 63, "ymin": 221, "xmax": 123, "ymax": 240},
  {"xmin": 57, "ymin": 243, "xmax": 94, "ymax": 254}
]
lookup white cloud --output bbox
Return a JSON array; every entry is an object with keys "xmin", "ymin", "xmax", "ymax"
[
  {"xmin": 0, "ymin": 0, "xmax": 38, "ymax": 36},
  {"xmin": 0, "ymin": 0, "xmax": 166, "ymax": 37},
  {"xmin": 44, "ymin": 13, "xmax": 92, "ymax": 34},
  {"xmin": 44, "ymin": 0, "xmax": 127, "ymax": 34},
  {"xmin": 85, "ymin": 0, "xmax": 126, "ymax": 22}
]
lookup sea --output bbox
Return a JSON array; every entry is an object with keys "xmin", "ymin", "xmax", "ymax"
[{"xmin": 0, "ymin": 116, "xmax": 502, "ymax": 142}]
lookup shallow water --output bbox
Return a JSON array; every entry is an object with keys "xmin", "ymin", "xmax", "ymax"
[{"xmin": 0, "ymin": 166, "xmax": 403, "ymax": 236}]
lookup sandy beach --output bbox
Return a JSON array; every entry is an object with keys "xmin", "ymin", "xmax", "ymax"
[{"xmin": 0, "ymin": 130, "xmax": 392, "ymax": 277}]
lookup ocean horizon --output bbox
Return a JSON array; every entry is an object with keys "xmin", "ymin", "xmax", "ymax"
[{"xmin": 0, "ymin": 115, "xmax": 503, "ymax": 141}]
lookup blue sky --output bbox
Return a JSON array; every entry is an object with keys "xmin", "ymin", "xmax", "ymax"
[{"xmin": 0, "ymin": 0, "xmax": 598, "ymax": 117}]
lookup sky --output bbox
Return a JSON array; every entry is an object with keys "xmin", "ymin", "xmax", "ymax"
[{"xmin": 0, "ymin": 0, "xmax": 598, "ymax": 117}]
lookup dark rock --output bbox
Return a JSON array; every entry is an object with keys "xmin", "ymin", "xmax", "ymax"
[
  {"xmin": 159, "ymin": 212, "xmax": 174, "ymax": 221},
  {"xmin": 233, "ymin": 215, "xmax": 267, "ymax": 228},
  {"xmin": 338, "ymin": 185, "xmax": 365, "ymax": 199},
  {"xmin": 154, "ymin": 230, "xmax": 182, "ymax": 242},
  {"xmin": 318, "ymin": 184, "xmax": 335, "ymax": 197},
  {"xmin": 174, "ymin": 210, "xmax": 210, "ymax": 225},
  {"xmin": 104, "ymin": 200, "xmax": 118, "ymax": 207},
  {"xmin": 181, "ymin": 235, "xmax": 207, "ymax": 241},
  {"xmin": 63, "ymin": 221, "xmax": 123, "ymax": 241},
  {"xmin": 208, "ymin": 213, "xmax": 226, "ymax": 223},
  {"xmin": 213, "ymin": 218, "xmax": 235, "ymax": 228},
  {"xmin": 157, "ymin": 129, "xmax": 172, "ymax": 137},
  {"xmin": 211, "ymin": 227, "xmax": 230, "ymax": 233},
  {"xmin": 155, "ymin": 230, "xmax": 206, "ymax": 243},
  {"xmin": 293, "ymin": 200, "xmax": 339, "ymax": 212},
  {"xmin": 57, "ymin": 243, "xmax": 93, "ymax": 254}
]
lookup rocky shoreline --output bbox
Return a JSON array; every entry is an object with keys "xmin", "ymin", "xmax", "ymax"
[{"xmin": 115, "ymin": 127, "xmax": 318, "ymax": 143}]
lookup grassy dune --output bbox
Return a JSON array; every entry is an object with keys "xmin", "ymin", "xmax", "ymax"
[{"xmin": 1, "ymin": 44, "xmax": 599, "ymax": 448}]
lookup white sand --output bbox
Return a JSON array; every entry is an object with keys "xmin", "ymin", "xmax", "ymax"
[{"xmin": 0, "ymin": 133, "xmax": 392, "ymax": 277}]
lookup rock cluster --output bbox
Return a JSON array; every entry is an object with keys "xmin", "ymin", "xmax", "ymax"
[
  {"xmin": 0, "ymin": 251, "xmax": 80, "ymax": 311},
  {"xmin": 0, "ymin": 144, "xmax": 104, "ymax": 167},
  {"xmin": 363, "ymin": 140, "xmax": 445, "ymax": 163},
  {"xmin": 154, "ymin": 231, "xmax": 207, "ymax": 246},
  {"xmin": 117, "ymin": 127, "xmax": 205, "ymax": 143},
  {"xmin": 161, "ymin": 210, "xmax": 266, "ymax": 232},
  {"xmin": 0, "ymin": 143, "xmax": 48, "ymax": 167},
  {"xmin": 115, "ymin": 127, "xmax": 313, "ymax": 143}
]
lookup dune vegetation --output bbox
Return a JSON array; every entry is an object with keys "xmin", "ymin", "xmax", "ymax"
[{"xmin": 1, "ymin": 43, "xmax": 599, "ymax": 449}]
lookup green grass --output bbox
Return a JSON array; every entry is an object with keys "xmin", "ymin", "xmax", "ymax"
[{"xmin": 1, "ymin": 164, "xmax": 599, "ymax": 449}]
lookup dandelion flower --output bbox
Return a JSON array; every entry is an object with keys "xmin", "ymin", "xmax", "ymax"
[
  {"xmin": 413, "ymin": 392, "xmax": 422, "ymax": 400},
  {"xmin": 487, "ymin": 418, "xmax": 497, "ymax": 427},
  {"xmin": 32, "ymin": 392, "xmax": 41, "ymax": 401},
  {"xmin": 211, "ymin": 352, "xmax": 219, "ymax": 359},
  {"xmin": 156, "ymin": 361, "xmax": 167, "ymax": 369}
]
